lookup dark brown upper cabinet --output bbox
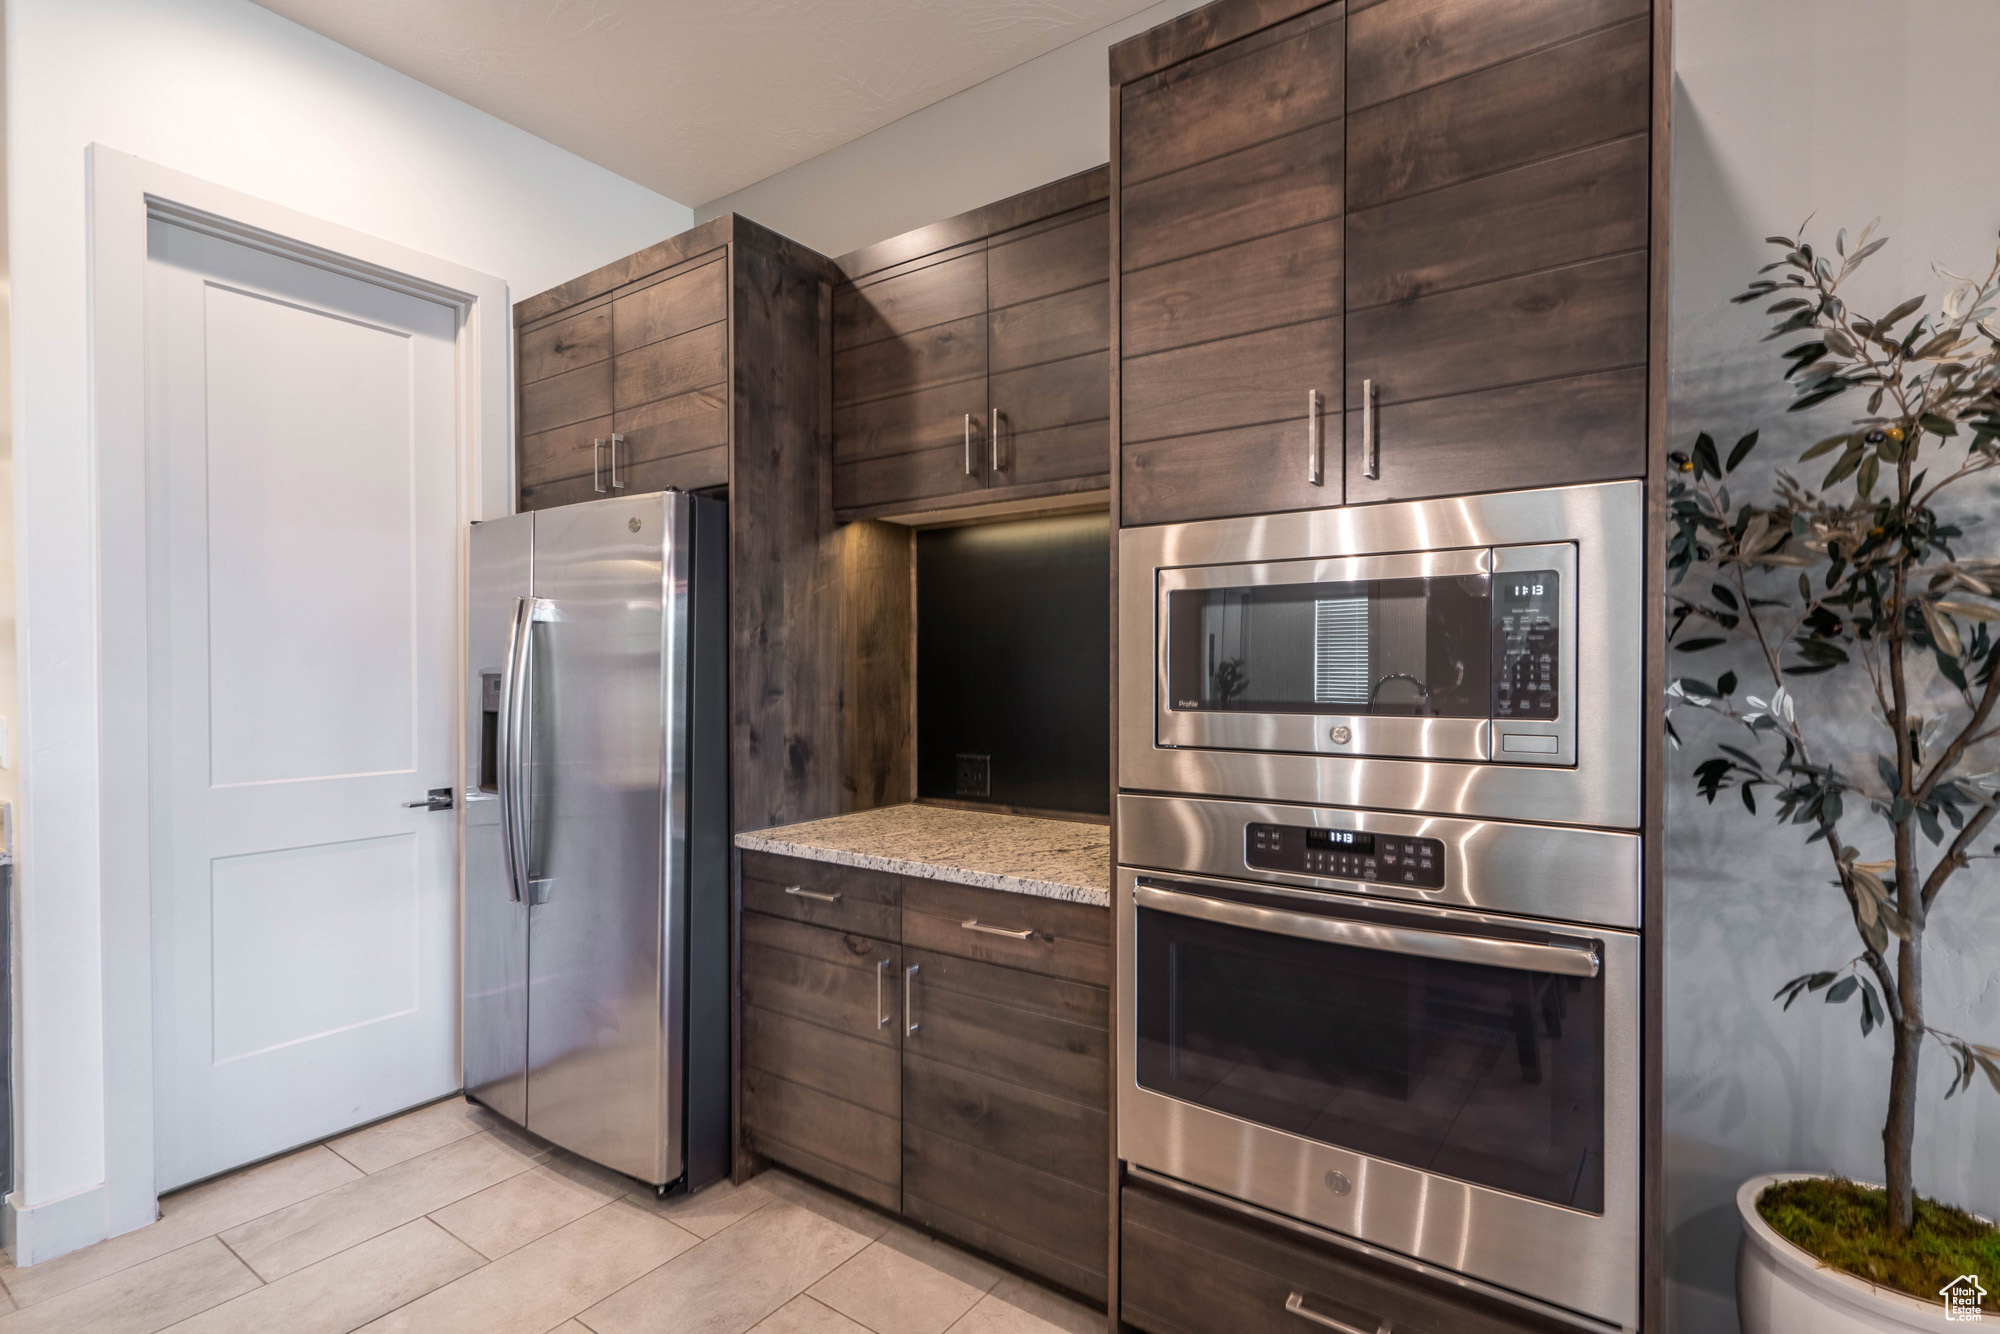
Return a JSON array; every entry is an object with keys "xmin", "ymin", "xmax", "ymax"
[
  {"xmin": 833, "ymin": 170, "xmax": 1112, "ymax": 523},
  {"xmin": 513, "ymin": 217, "xmax": 849, "ymax": 836},
  {"xmin": 1114, "ymin": 1, "xmax": 1346, "ymax": 527},
  {"xmin": 1341, "ymin": 0, "xmax": 1652, "ymax": 505},
  {"xmin": 1111, "ymin": 0, "xmax": 1656, "ymax": 525}
]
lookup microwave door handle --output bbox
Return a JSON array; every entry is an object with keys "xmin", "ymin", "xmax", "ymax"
[{"xmin": 1131, "ymin": 884, "xmax": 1601, "ymax": 978}]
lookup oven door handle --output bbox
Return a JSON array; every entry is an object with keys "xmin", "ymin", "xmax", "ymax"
[{"xmin": 1132, "ymin": 883, "xmax": 1601, "ymax": 978}]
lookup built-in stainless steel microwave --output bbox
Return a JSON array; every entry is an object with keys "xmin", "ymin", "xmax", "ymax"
[{"xmin": 1119, "ymin": 481, "xmax": 1645, "ymax": 829}]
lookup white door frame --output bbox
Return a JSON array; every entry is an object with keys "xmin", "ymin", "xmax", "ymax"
[{"xmin": 87, "ymin": 145, "xmax": 511, "ymax": 1242}]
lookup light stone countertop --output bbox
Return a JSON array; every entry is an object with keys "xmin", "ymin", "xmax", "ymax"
[{"xmin": 734, "ymin": 803, "xmax": 1110, "ymax": 907}]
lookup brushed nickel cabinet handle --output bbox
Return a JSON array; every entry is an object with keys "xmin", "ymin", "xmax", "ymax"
[
  {"xmin": 877, "ymin": 958, "xmax": 892, "ymax": 1029},
  {"xmin": 1284, "ymin": 1292, "xmax": 1387, "ymax": 1334},
  {"xmin": 964, "ymin": 413, "xmax": 975, "ymax": 477},
  {"xmin": 905, "ymin": 964, "xmax": 920, "ymax": 1035},
  {"xmin": 1362, "ymin": 379, "xmax": 1379, "ymax": 480},
  {"xmin": 961, "ymin": 918, "xmax": 1033, "ymax": 939},
  {"xmin": 1307, "ymin": 389, "xmax": 1323, "ymax": 486},
  {"xmin": 990, "ymin": 407, "xmax": 1001, "ymax": 471},
  {"xmin": 783, "ymin": 884, "xmax": 841, "ymax": 903},
  {"xmin": 593, "ymin": 437, "xmax": 607, "ymax": 494},
  {"xmin": 610, "ymin": 432, "xmax": 625, "ymax": 489}
]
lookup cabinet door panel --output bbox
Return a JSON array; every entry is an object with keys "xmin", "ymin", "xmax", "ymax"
[
  {"xmin": 991, "ymin": 351, "xmax": 1110, "ymax": 441},
  {"xmin": 833, "ymin": 443, "xmax": 987, "ymax": 516},
  {"xmin": 1344, "ymin": 368, "xmax": 1644, "ymax": 504},
  {"xmin": 1120, "ymin": 125, "xmax": 1342, "ymax": 274},
  {"xmin": 903, "ymin": 1051, "xmax": 1107, "ymax": 1187},
  {"xmin": 1120, "ymin": 8, "xmax": 1343, "ymax": 187},
  {"xmin": 1346, "ymin": 19, "xmax": 1649, "ymax": 210},
  {"xmin": 835, "ymin": 252, "xmax": 987, "ymax": 351},
  {"xmin": 612, "ymin": 259, "xmax": 724, "ymax": 354},
  {"xmin": 989, "ymin": 286, "xmax": 1108, "ymax": 376},
  {"xmin": 1123, "ymin": 220, "xmax": 1340, "ymax": 359},
  {"xmin": 904, "ymin": 1123, "xmax": 1107, "ymax": 1299},
  {"xmin": 741, "ymin": 913, "xmax": 900, "ymax": 1046},
  {"xmin": 903, "ymin": 949, "xmax": 1107, "ymax": 1103},
  {"xmin": 1002, "ymin": 421, "xmax": 1111, "ymax": 491},
  {"xmin": 613, "ymin": 386, "xmax": 728, "ymax": 471},
  {"xmin": 987, "ymin": 206, "xmax": 1109, "ymax": 309},
  {"xmin": 744, "ymin": 1004, "xmax": 898, "ymax": 1117},
  {"xmin": 743, "ymin": 1068, "xmax": 899, "ymax": 1208},
  {"xmin": 1346, "ymin": 251, "xmax": 1647, "ymax": 409},
  {"xmin": 833, "ymin": 378, "xmax": 989, "ymax": 467},
  {"xmin": 520, "ymin": 359, "xmax": 613, "ymax": 437},
  {"xmin": 520, "ymin": 415, "xmax": 612, "ymax": 492},
  {"xmin": 520, "ymin": 304, "xmax": 611, "ymax": 385},
  {"xmin": 1348, "ymin": 0, "xmax": 1649, "ymax": 109},
  {"xmin": 1122, "ymin": 316, "xmax": 1339, "ymax": 446},
  {"xmin": 1346, "ymin": 136, "xmax": 1647, "ymax": 310},
  {"xmin": 1121, "ymin": 418, "xmax": 1337, "ymax": 526},
  {"xmin": 614, "ymin": 320, "xmax": 727, "ymax": 410},
  {"xmin": 835, "ymin": 313, "xmax": 985, "ymax": 408}
]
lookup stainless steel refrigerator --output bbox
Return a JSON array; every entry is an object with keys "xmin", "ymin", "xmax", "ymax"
[{"xmin": 463, "ymin": 489, "xmax": 729, "ymax": 1191}]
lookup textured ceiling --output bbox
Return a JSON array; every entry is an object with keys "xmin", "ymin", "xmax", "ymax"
[{"xmin": 253, "ymin": 0, "xmax": 1159, "ymax": 205}]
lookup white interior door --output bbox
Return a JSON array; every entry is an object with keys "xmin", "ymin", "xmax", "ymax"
[{"xmin": 147, "ymin": 217, "xmax": 461, "ymax": 1191}]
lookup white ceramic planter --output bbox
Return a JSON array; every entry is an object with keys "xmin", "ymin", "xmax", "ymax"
[{"xmin": 1737, "ymin": 1174, "xmax": 1977, "ymax": 1333}]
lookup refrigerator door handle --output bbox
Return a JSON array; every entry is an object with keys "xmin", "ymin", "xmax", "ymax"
[{"xmin": 496, "ymin": 597, "xmax": 529, "ymax": 902}]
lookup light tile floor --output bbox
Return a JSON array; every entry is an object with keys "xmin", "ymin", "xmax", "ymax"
[{"xmin": 0, "ymin": 1097, "xmax": 1101, "ymax": 1334}]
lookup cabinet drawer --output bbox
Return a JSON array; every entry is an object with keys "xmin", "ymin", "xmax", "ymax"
[
  {"xmin": 743, "ymin": 1067, "xmax": 898, "ymax": 1211},
  {"xmin": 740, "ymin": 912, "xmax": 899, "ymax": 1045},
  {"xmin": 903, "ymin": 947, "xmax": 1107, "ymax": 1105},
  {"xmin": 1121, "ymin": 1180, "xmax": 1570, "ymax": 1334},
  {"xmin": 741, "ymin": 850, "xmax": 901, "ymax": 940},
  {"xmin": 904, "ymin": 1123, "xmax": 1107, "ymax": 1301},
  {"xmin": 902, "ymin": 880, "xmax": 1110, "ymax": 985}
]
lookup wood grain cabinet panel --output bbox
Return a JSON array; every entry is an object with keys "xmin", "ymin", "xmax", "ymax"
[
  {"xmin": 1121, "ymin": 1180, "xmax": 1574, "ymax": 1334},
  {"xmin": 613, "ymin": 320, "xmax": 728, "ymax": 410},
  {"xmin": 740, "ymin": 850, "xmax": 902, "ymax": 940},
  {"xmin": 1347, "ymin": 0, "xmax": 1649, "ymax": 109},
  {"xmin": 902, "ymin": 880, "xmax": 1112, "ymax": 986},
  {"xmin": 612, "ymin": 259, "xmax": 725, "ymax": 354},
  {"xmin": 833, "ymin": 169, "xmax": 1111, "ymax": 520},
  {"xmin": 519, "ymin": 303, "xmax": 611, "ymax": 384},
  {"xmin": 1116, "ymin": 3, "xmax": 1344, "ymax": 526},
  {"xmin": 519, "ymin": 359, "xmax": 613, "ymax": 438}
]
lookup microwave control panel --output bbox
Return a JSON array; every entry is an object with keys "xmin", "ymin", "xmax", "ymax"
[
  {"xmin": 1492, "ymin": 568, "xmax": 1561, "ymax": 720},
  {"xmin": 1245, "ymin": 822, "xmax": 1445, "ymax": 889}
]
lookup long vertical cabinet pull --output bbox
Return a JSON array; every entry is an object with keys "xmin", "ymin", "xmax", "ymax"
[
  {"xmin": 876, "ymin": 958, "xmax": 892, "ymax": 1029},
  {"xmin": 610, "ymin": 432, "xmax": 626, "ymax": 490},
  {"xmin": 1362, "ymin": 379, "xmax": 1379, "ymax": 480},
  {"xmin": 963, "ymin": 414, "xmax": 976, "ymax": 477},
  {"xmin": 904, "ymin": 964, "xmax": 920, "ymax": 1035},
  {"xmin": 593, "ymin": 437, "xmax": 607, "ymax": 494},
  {"xmin": 1306, "ymin": 389, "xmax": 1323, "ymax": 485},
  {"xmin": 990, "ymin": 407, "xmax": 1001, "ymax": 473}
]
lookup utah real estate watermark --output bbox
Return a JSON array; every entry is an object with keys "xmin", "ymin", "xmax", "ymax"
[{"xmin": 1942, "ymin": 1274, "xmax": 1988, "ymax": 1323}]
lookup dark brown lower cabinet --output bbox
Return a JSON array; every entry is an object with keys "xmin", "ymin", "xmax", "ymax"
[
  {"xmin": 735, "ymin": 853, "xmax": 1111, "ymax": 1302},
  {"xmin": 901, "ymin": 944, "xmax": 1110, "ymax": 1301},
  {"xmin": 1120, "ymin": 1179, "xmax": 1575, "ymax": 1334},
  {"xmin": 739, "ymin": 905, "xmax": 901, "ymax": 1212}
]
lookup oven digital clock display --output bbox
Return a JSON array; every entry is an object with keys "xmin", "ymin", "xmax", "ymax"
[{"xmin": 1246, "ymin": 822, "xmax": 1443, "ymax": 888}]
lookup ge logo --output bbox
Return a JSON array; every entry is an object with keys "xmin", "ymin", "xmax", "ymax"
[
  {"xmin": 628, "ymin": 518, "xmax": 642, "ymax": 533},
  {"xmin": 1329, "ymin": 726, "xmax": 1352, "ymax": 744}
]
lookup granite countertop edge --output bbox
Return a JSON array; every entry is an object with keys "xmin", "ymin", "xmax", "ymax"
[{"xmin": 732, "ymin": 829, "xmax": 1112, "ymax": 909}]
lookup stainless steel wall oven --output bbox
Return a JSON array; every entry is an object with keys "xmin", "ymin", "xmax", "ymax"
[
  {"xmin": 1116, "ymin": 795, "xmax": 1642, "ymax": 1330},
  {"xmin": 1119, "ymin": 481, "xmax": 1644, "ymax": 830}
]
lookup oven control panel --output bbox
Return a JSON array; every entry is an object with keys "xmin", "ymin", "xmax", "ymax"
[{"xmin": 1245, "ymin": 822, "xmax": 1445, "ymax": 888}]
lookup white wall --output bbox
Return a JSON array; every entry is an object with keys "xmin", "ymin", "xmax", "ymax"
[
  {"xmin": 5, "ymin": 0, "xmax": 688, "ymax": 1261},
  {"xmin": 1664, "ymin": 2, "xmax": 2000, "ymax": 1329},
  {"xmin": 695, "ymin": 0, "xmax": 1206, "ymax": 260}
]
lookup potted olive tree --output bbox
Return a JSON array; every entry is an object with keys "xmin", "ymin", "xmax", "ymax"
[{"xmin": 1667, "ymin": 224, "xmax": 2000, "ymax": 1332}]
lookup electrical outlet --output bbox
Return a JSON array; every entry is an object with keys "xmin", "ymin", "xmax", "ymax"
[{"xmin": 955, "ymin": 753, "xmax": 991, "ymax": 797}]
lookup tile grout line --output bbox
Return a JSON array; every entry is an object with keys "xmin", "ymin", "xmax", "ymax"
[
  {"xmin": 210, "ymin": 1231, "xmax": 268, "ymax": 1288},
  {"xmin": 561, "ymin": 1186, "xmax": 788, "ymax": 1331}
]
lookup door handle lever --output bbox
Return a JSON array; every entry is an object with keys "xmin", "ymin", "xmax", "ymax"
[{"xmin": 404, "ymin": 787, "xmax": 454, "ymax": 811}]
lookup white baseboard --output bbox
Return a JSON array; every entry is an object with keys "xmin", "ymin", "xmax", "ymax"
[{"xmin": 5, "ymin": 1184, "xmax": 109, "ymax": 1267}]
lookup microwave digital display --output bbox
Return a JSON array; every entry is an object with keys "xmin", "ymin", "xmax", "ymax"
[
  {"xmin": 1248, "ymin": 822, "xmax": 1443, "ymax": 887},
  {"xmin": 1165, "ymin": 562, "xmax": 1561, "ymax": 724}
]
